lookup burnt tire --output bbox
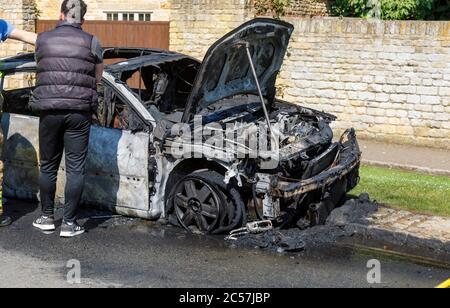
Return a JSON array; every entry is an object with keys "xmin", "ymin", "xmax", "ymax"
[
  {"xmin": 308, "ymin": 202, "xmax": 330, "ymax": 226},
  {"xmin": 168, "ymin": 170, "xmax": 245, "ymax": 234}
]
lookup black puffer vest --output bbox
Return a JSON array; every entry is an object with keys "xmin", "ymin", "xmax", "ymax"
[{"xmin": 32, "ymin": 21, "xmax": 97, "ymax": 112}]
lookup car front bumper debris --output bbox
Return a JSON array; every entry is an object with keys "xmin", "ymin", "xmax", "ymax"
[{"xmin": 255, "ymin": 129, "xmax": 361, "ymax": 219}]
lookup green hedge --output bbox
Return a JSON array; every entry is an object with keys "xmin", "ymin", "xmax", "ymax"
[{"xmin": 331, "ymin": 0, "xmax": 450, "ymax": 20}]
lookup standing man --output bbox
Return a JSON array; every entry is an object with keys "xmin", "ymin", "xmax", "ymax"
[
  {"xmin": 31, "ymin": 0, "xmax": 104, "ymax": 237},
  {"xmin": 0, "ymin": 19, "xmax": 37, "ymax": 227}
]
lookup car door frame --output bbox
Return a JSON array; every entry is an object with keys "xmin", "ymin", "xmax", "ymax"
[
  {"xmin": 82, "ymin": 72, "xmax": 158, "ymax": 217},
  {"xmin": 1, "ymin": 65, "xmax": 159, "ymax": 219}
]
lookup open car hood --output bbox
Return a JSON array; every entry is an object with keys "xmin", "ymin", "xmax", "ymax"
[{"xmin": 182, "ymin": 18, "xmax": 294, "ymax": 122}]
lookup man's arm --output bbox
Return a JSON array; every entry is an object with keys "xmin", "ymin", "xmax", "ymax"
[
  {"xmin": 8, "ymin": 28, "xmax": 37, "ymax": 45},
  {"xmin": 1, "ymin": 19, "xmax": 36, "ymax": 45},
  {"xmin": 95, "ymin": 63, "xmax": 104, "ymax": 84}
]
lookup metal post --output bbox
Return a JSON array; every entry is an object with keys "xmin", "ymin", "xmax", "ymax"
[{"xmin": 245, "ymin": 46, "xmax": 275, "ymax": 139}]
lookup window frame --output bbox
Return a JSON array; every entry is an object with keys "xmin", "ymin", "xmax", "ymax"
[
  {"xmin": 138, "ymin": 13, "xmax": 152, "ymax": 22},
  {"xmin": 101, "ymin": 73, "xmax": 157, "ymax": 130},
  {"xmin": 106, "ymin": 13, "xmax": 119, "ymax": 21},
  {"xmin": 104, "ymin": 11, "xmax": 153, "ymax": 22}
]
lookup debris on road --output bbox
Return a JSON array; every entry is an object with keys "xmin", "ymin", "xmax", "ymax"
[
  {"xmin": 228, "ymin": 229, "xmax": 306, "ymax": 253},
  {"xmin": 326, "ymin": 193, "xmax": 378, "ymax": 227},
  {"xmin": 227, "ymin": 193, "xmax": 450, "ymax": 259},
  {"xmin": 227, "ymin": 220, "xmax": 273, "ymax": 241},
  {"xmin": 227, "ymin": 194, "xmax": 378, "ymax": 253}
]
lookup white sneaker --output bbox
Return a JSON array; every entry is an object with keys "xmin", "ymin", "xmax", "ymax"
[
  {"xmin": 33, "ymin": 216, "xmax": 56, "ymax": 231},
  {"xmin": 60, "ymin": 221, "xmax": 85, "ymax": 238}
]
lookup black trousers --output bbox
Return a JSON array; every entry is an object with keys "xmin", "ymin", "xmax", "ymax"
[{"xmin": 39, "ymin": 111, "xmax": 91, "ymax": 223}]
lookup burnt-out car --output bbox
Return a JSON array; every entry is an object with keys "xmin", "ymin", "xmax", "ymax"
[{"xmin": 0, "ymin": 19, "xmax": 361, "ymax": 234}]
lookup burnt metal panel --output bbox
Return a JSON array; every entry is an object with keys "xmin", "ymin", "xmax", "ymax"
[
  {"xmin": 0, "ymin": 53, "xmax": 36, "ymax": 74},
  {"xmin": 105, "ymin": 53, "xmax": 198, "ymax": 74},
  {"xmin": 1, "ymin": 113, "xmax": 40, "ymax": 200},
  {"xmin": 1, "ymin": 113, "xmax": 150, "ymax": 212},
  {"xmin": 182, "ymin": 18, "xmax": 294, "ymax": 122},
  {"xmin": 56, "ymin": 126, "xmax": 150, "ymax": 211}
]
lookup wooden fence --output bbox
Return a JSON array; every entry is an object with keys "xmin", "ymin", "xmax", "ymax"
[
  {"xmin": 36, "ymin": 20, "xmax": 171, "ymax": 89},
  {"xmin": 36, "ymin": 20, "xmax": 170, "ymax": 50}
]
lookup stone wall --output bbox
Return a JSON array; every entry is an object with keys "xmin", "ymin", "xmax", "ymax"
[
  {"xmin": 286, "ymin": 0, "xmax": 333, "ymax": 16},
  {"xmin": 169, "ymin": 1, "xmax": 450, "ymax": 149},
  {"xmin": 278, "ymin": 18, "xmax": 450, "ymax": 149},
  {"xmin": 170, "ymin": 0, "xmax": 253, "ymax": 60},
  {"xmin": 36, "ymin": 0, "xmax": 170, "ymax": 21}
]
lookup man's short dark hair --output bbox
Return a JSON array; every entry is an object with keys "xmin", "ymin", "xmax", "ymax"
[{"xmin": 61, "ymin": 0, "xmax": 87, "ymax": 22}]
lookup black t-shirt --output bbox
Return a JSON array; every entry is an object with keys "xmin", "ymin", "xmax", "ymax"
[{"xmin": 91, "ymin": 36, "xmax": 103, "ymax": 64}]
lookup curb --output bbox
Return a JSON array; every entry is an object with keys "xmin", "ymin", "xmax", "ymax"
[
  {"xmin": 362, "ymin": 159, "xmax": 450, "ymax": 177},
  {"xmin": 344, "ymin": 223, "xmax": 450, "ymax": 256},
  {"xmin": 327, "ymin": 200, "xmax": 450, "ymax": 262}
]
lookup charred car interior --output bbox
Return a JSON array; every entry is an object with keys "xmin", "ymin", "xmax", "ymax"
[{"xmin": 0, "ymin": 19, "xmax": 361, "ymax": 234}]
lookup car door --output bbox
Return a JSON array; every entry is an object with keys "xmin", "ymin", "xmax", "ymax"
[{"xmin": 1, "ymin": 68, "xmax": 152, "ymax": 214}]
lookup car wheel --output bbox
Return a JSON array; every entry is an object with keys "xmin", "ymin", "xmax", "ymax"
[{"xmin": 170, "ymin": 171, "xmax": 245, "ymax": 234}]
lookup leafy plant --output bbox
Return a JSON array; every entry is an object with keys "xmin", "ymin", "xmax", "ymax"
[
  {"xmin": 253, "ymin": 0, "xmax": 292, "ymax": 19},
  {"xmin": 382, "ymin": 0, "xmax": 426, "ymax": 20},
  {"xmin": 429, "ymin": 0, "xmax": 450, "ymax": 20},
  {"xmin": 331, "ymin": 0, "xmax": 450, "ymax": 20},
  {"xmin": 332, "ymin": 0, "xmax": 372, "ymax": 18},
  {"xmin": 32, "ymin": 2, "xmax": 42, "ymax": 20}
]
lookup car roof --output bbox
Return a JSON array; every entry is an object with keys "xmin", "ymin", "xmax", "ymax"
[
  {"xmin": 105, "ymin": 52, "xmax": 199, "ymax": 73},
  {"xmin": 0, "ymin": 48, "xmax": 199, "ymax": 75},
  {"xmin": 0, "ymin": 53, "xmax": 36, "ymax": 74}
]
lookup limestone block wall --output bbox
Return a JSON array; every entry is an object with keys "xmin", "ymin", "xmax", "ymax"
[
  {"xmin": 169, "ymin": 0, "xmax": 450, "ymax": 149},
  {"xmin": 278, "ymin": 18, "xmax": 450, "ymax": 149},
  {"xmin": 170, "ymin": 0, "xmax": 253, "ymax": 59}
]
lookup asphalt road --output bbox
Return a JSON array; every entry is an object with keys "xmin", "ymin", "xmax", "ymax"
[{"xmin": 0, "ymin": 201, "xmax": 449, "ymax": 288}]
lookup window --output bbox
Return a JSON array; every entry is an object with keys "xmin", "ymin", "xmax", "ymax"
[
  {"xmin": 122, "ymin": 13, "xmax": 134, "ymax": 21},
  {"xmin": 106, "ymin": 13, "xmax": 119, "ymax": 21},
  {"xmin": 105, "ymin": 12, "xmax": 152, "ymax": 22},
  {"xmin": 1, "ymin": 72, "xmax": 36, "ymax": 91},
  {"xmin": 1, "ymin": 72, "xmax": 37, "ymax": 116},
  {"xmin": 96, "ymin": 83, "xmax": 147, "ymax": 132},
  {"xmin": 139, "ymin": 13, "xmax": 152, "ymax": 22}
]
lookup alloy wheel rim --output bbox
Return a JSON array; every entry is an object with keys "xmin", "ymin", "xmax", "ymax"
[{"xmin": 174, "ymin": 178, "xmax": 221, "ymax": 233}]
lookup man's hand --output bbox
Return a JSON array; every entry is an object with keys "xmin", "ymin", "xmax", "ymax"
[{"xmin": 9, "ymin": 28, "xmax": 37, "ymax": 46}]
